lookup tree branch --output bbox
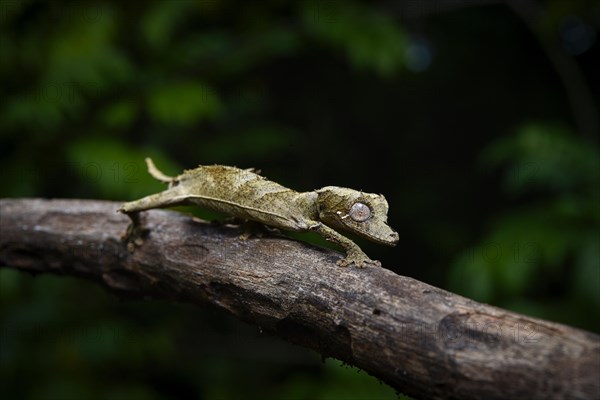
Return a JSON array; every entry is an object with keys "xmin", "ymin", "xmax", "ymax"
[{"xmin": 0, "ymin": 198, "xmax": 598, "ymax": 400}]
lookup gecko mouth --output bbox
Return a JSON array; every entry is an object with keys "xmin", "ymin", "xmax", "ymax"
[
  {"xmin": 369, "ymin": 231, "xmax": 399, "ymax": 246},
  {"xmin": 353, "ymin": 225, "xmax": 399, "ymax": 246}
]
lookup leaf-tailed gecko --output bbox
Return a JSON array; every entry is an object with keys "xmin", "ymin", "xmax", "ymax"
[{"xmin": 119, "ymin": 158, "xmax": 398, "ymax": 267}]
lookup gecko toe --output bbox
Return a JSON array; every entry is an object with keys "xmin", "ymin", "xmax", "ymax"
[
  {"xmin": 337, "ymin": 253, "xmax": 381, "ymax": 268},
  {"xmin": 336, "ymin": 258, "xmax": 351, "ymax": 267}
]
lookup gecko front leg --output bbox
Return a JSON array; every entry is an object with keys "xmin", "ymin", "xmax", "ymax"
[{"xmin": 309, "ymin": 223, "xmax": 381, "ymax": 268}]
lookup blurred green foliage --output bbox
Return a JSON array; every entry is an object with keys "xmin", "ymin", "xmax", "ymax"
[
  {"xmin": 300, "ymin": 0, "xmax": 407, "ymax": 77},
  {"xmin": 1, "ymin": 0, "xmax": 598, "ymax": 399},
  {"xmin": 451, "ymin": 124, "xmax": 599, "ymax": 323}
]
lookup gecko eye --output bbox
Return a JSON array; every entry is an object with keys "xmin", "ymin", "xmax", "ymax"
[{"xmin": 349, "ymin": 202, "xmax": 371, "ymax": 222}]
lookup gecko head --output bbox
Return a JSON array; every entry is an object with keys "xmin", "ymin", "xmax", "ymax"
[{"xmin": 316, "ymin": 186, "xmax": 399, "ymax": 246}]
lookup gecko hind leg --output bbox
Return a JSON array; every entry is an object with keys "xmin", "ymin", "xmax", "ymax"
[
  {"xmin": 238, "ymin": 220, "xmax": 281, "ymax": 240},
  {"xmin": 121, "ymin": 211, "xmax": 150, "ymax": 252},
  {"xmin": 209, "ymin": 217, "xmax": 279, "ymax": 240}
]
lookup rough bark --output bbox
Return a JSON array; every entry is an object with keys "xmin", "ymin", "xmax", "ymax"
[{"xmin": 0, "ymin": 198, "xmax": 598, "ymax": 400}]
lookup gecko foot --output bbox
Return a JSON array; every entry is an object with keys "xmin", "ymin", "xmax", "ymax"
[
  {"xmin": 237, "ymin": 220, "xmax": 280, "ymax": 241},
  {"xmin": 336, "ymin": 251, "xmax": 381, "ymax": 268},
  {"xmin": 120, "ymin": 211, "xmax": 149, "ymax": 252}
]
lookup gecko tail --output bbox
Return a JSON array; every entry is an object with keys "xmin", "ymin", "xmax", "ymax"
[{"xmin": 145, "ymin": 157, "xmax": 175, "ymax": 184}]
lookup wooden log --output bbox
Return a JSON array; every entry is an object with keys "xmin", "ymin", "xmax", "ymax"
[{"xmin": 1, "ymin": 198, "xmax": 598, "ymax": 399}]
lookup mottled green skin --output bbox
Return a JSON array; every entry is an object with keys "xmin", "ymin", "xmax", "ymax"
[{"xmin": 119, "ymin": 159, "xmax": 398, "ymax": 267}]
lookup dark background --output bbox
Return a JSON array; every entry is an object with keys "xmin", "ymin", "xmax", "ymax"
[{"xmin": 1, "ymin": 0, "xmax": 598, "ymax": 399}]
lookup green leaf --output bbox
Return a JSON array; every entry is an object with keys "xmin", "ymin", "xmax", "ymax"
[
  {"xmin": 449, "ymin": 249, "xmax": 494, "ymax": 302},
  {"xmin": 0, "ymin": 91, "xmax": 72, "ymax": 132},
  {"xmin": 573, "ymin": 234, "xmax": 600, "ymax": 307},
  {"xmin": 140, "ymin": 1, "xmax": 195, "ymax": 49},
  {"xmin": 198, "ymin": 125, "xmax": 297, "ymax": 163},
  {"xmin": 147, "ymin": 81, "xmax": 223, "ymax": 125},
  {"xmin": 300, "ymin": 0, "xmax": 407, "ymax": 77},
  {"xmin": 46, "ymin": 3, "xmax": 132, "ymax": 87},
  {"xmin": 65, "ymin": 137, "xmax": 178, "ymax": 199},
  {"xmin": 481, "ymin": 123, "xmax": 600, "ymax": 194},
  {"xmin": 99, "ymin": 100, "xmax": 138, "ymax": 129}
]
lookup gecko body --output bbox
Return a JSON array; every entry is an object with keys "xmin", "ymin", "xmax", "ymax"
[{"xmin": 119, "ymin": 158, "xmax": 398, "ymax": 267}]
